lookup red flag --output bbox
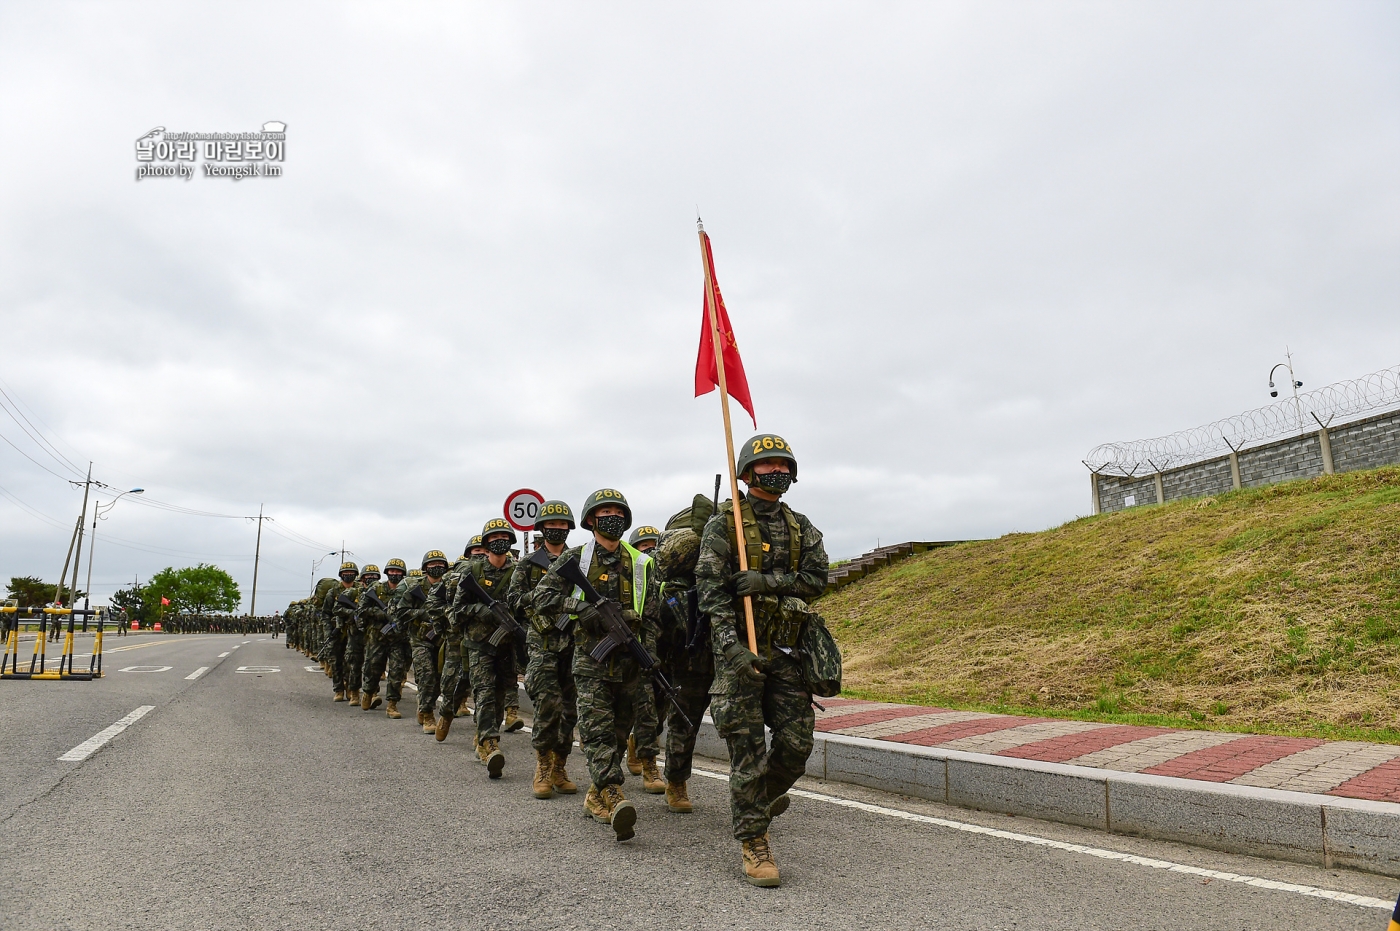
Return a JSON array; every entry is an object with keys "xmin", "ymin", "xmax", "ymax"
[
  {"xmin": 695, "ymin": 231, "xmax": 756, "ymax": 428},
  {"xmin": 160, "ymin": 597, "xmax": 170, "ymax": 606}
]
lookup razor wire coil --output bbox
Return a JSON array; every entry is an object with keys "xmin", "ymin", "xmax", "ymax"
[{"xmin": 1086, "ymin": 364, "xmax": 1400, "ymax": 477}]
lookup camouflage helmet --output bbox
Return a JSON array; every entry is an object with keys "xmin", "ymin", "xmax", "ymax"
[
  {"xmin": 339, "ymin": 561, "xmax": 359, "ymax": 576},
  {"xmin": 628, "ymin": 525, "xmax": 661, "ymax": 547},
  {"xmin": 360, "ymin": 564, "xmax": 381, "ymax": 579},
  {"xmin": 421, "ymin": 549, "xmax": 449, "ymax": 569},
  {"xmin": 408, "ymin": 568, "xmax": 423, "ymax": 578},
  {"xmin": 579, "ymin": 488, "xmax": 632, "ymax": 531},
  {"xmin": 736, "ymin": 433, "xmax": 797, "ymax": 483},
  {"xmin": 385, "ymin": 558, "xmax": 407, "ymax": 574},
  {"xmin": 534, "ymin": 499, "xmax": 576, "ymax": 530},
  {"xmin": 480, "ymin": 517, "xmax": 517, "ymax": 545},
  {"xmin": 466, "ymin": 534, "xmax": 485, "ymax": 557}
]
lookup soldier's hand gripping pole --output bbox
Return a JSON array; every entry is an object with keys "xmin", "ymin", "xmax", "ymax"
[{"xmin": 556, "ymin": 556, "xmax": 693, "ymax": 730}]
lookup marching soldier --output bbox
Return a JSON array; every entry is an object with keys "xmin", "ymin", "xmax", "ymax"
[
  {"xmin": 506, "ymin": 499, "xmax": 579, "ymax": 800},
  {"xmin": 696, "ymin": 434, "xmax": 829, "ymax": 887},
  {"xmin": 391, "ymin": 553, "xmax": 449, "ymax": 733},
  {"xmin": 321, "ymin": 562, "xmax": 362, "ymax": 703},
  {"xmin": 624, "ymin": 525, "xmax": 666, "ymax": 793},
  {"xmin": 533, "ymin": 489, "xmax": 660, "ymax": 842},
  {"xmin": 446, "ymin": 518, "xmax": 525, "ymax": 779},
  {"xmin": 360, "ymin": 558, "xmax": 409, "ymax": 717},
  {"xmin": 344, "ymin": 564, "xmax": 380, "ymax": 706}
]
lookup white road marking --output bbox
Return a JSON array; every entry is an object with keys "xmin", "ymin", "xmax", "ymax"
[
  {"xmin": 185, "ymin": 666, "xmax": 209, "ymax": 680},
  {"xmin": 304, "ymin": 665, "xmax": 321, "ymax": 672},
  {"xmin": 687, "ymin": 771, "xmax": 1394, "ymax": 912},
  {"xmin": 242, "ymin": 640, "xmax": 250, "ymax": 644},
  {"xmin": 218, "ymin": 652, "xmax": 231, "ymax": 658},
  {"xmin": 231, "ymin": 645, "xmax": 240, "ymax": 650},
  {"xmin": 403, "ymin": 682, "xmax": 418, "ymax": 692},
  {"xmin": 59, "ymin": 706, "xmax": 154, "ymax": 762},
  {"xmin": 235, "ymin": 665, "xmax": 280, "ymax": 674},
  {"xmin": 118, "ymin": 665, "xmax": 172, "ymax": 673}
]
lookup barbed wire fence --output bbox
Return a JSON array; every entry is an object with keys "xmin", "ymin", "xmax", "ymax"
[{"xmin": 1085, "ymin": 364, "xmax": 1400, "ymax": 478}]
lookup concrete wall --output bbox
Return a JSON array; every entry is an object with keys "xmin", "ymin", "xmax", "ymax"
[{"xmin": 1093, "ymin": 408, "xmax": 1400, "ymax": 514}]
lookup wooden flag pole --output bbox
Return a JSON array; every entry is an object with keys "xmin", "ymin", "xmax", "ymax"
[{"xmin": 699, "ymin": 221, "xmax": 759, "ymax": 655}]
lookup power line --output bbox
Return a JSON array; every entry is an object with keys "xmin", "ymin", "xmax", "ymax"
[
  {"xmin": 0, "ymin": 375, "xmax": 86, "ymax": 476},
  {"xmin": 0, "ymin": 426, "xmax": 75, "ymax": 481}
]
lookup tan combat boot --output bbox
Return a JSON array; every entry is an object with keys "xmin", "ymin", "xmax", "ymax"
[
  {"xmin": 503, "ymin": 707, "xmax": 524, "ymax": 732},
  {"xmin": 422, "ymin": 713, "xmax": 438, "ymax": 735},
  {"xmin": 435, "ymin": 714, "xmax": 453, "ymax": 742},
  {"xmin": 360, "ymin": 691, "xmax": 373, "ymax": 711},
  {"xmin": 550, "ymin": 751, "xmax": 578, "ymax": 794},
  {"xmin": 456, "ymin": 699, "xmax": 473, "ymax": 717},
  {"xmin": 333, "ymin": 691, "xmax": 347, "ymax": 702},
  {"xmin": 416, "ymin": 710, "xmax": 428, "ymax": 727},
  {"xmin": 742, "ymin": 834, "xmax": 780, "ymax": 887},
  {"xmin": 385, "ymin": 700, "xmax": 401, "ymax": 719},
  {"xmin": 601, "ymin": 785, "xmax": 636, "ymax": 841},
  {"xmin": 626, "ymin": 734, "xmax": 643, "ymax": 776},
  {"xmin": 347, "ymin": 689, "xmax": 360, "ymax": 706},
  {"xmin": 665, "ymin": 781, "xmax": 693, "ymax": 813},
  {"xmin": 584, "ymin": 785, "xmax": 608, "ymax": 820},
  {"xmin": 532, "ymin": 750, "xmax": 555, "ymax": 799},
  {"xmin": 767, "ymin": 794, "xmax": 791, "ymax": 820},
  {"xmin": 640, "ymin": 757, "xmax": 665, "ymax": 794},
  {"xmin": 369, "ymin": 694, "xmax": 382, "ymax": 711},
  {"xmin": 476, "ymin": 737, "xmax": 505, "ymax": 779}
]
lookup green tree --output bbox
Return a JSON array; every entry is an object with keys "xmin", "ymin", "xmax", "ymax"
[
  {"xmin": 109, "ymin": 584, "xmax": 147, "ymax": 622},
  {"xmin": 143, "ymin": 564, "xmax": 241, "ymax": 615},
  {"xmin": 6, "ymin": 576, "xmax": 84, "ymax": 609}
]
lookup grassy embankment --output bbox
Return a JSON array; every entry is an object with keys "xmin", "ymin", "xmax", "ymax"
[{"xmin": 818, "ymin": 466, "xmax": 1400, "ymax": 744}]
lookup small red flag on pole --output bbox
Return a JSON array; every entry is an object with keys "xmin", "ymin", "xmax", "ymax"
[
  {"xmin": 160, "ymin": 597, "xmax": 170, "ymax": 606},
  {"xmin": 696, "ymin": 218, "xmax": 759, "ymax": 655}
]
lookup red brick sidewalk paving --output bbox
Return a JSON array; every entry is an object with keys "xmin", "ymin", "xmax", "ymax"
[{"xmin": 818, "ymin": 698, "xmax": 1400, "ymax": 803}]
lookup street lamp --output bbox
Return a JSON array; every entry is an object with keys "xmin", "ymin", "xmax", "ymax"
[
  {"xmin": 1268, "ymin": 348, "xmax": 1306, "ymax": 432},
  {"xmin": 311, "ymin": 552, "xmax": 338, "ymax": 597},
  {"xmin": 82, "ymin": 488, "xmax": 144, "ymax": 632}
]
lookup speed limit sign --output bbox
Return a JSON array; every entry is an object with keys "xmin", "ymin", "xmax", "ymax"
[{"xmin": 503, "ymin": 488, "xmax": 544, "ymax": 531}]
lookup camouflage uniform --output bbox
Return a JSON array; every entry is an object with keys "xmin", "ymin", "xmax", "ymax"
[
  {"xmin": 654, "ymin": 524, "xmax": 717, "ymax": 786},
  {"xmin": 391, "ymin": 574, "xmax": 442, "ymax": 718},
  {"xmin": 451, "ymin": 556, "xmax": 521, "ymax": 746},
  {"xmin": 360, "ymin": 579, "xmax": 409, "ymax": 702},
  {"xmin": 533, "ymin": 541, "xmax": 659, "ymax": 791},
  {"xmin": 507, "ymin": 547, "xmax": 577, "ymax": 759},
  {"xmin": 696, "ymin": 493, "xmax": 827, "ymax": 841},
  {"xmin": 321, "ymin": 578, "xmax": 362, "ymax": 695},
  {"xmin": 428, "ymin": 557, "xmax": 476, "ymax": 727}
]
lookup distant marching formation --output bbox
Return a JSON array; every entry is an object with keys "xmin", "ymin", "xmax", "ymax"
[{"xmin": 282, "ymin": 433, "xmax": 841, "ymax": 887}]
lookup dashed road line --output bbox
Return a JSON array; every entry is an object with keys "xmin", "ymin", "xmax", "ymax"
[
  {"xmin": 58, "ymin": 706, "xmax": 154, "ymax": 762},
  {"xmin": 118, "ymin": 665, "xmax": 172, "ymax": 673},
  {"xmin": 218, "ymin": 652, "xmax": 231, "ymax": 658},
  {"xmin": 686, "ymin": 771, "xmax": 1393, "ymax": 912},
  {"xmin": 185, "ymin": 666, "xmax": 209, "ymax": 680}
]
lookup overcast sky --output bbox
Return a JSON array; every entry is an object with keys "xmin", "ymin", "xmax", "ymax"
[{"xmin": 0, "ymin": 2, "xmax": 1396, "ymax": 611}]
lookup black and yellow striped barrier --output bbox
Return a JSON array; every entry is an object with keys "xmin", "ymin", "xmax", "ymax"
[
  {"xmin": 1, "ymin": 605, "xmax": 103, "ymax": 680},
  {"xmin": 1389, "ymin": 891, "xmax": 1399, "ymax": 931}
]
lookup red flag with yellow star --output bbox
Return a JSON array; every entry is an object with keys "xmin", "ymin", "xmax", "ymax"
[{"xmin": 694, "ymin": 229, "xmax": 756, "ymax": 428}]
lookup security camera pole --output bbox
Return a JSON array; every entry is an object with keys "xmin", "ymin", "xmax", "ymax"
[{"xmin": 1268, "ymin": 347, "xmax": 1305, "ymax": 433}]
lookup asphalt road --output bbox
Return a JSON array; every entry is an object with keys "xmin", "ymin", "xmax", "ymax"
[{"xmin": 2, "ymin": 634, "xmax": 1396, "ymax": 930}]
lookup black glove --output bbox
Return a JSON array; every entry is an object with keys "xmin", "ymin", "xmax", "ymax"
[
  {"xmin": 564, "ymin": 597, "xmax": 603, "ymax": 633},
  {"xmin": 723, "ymin": 642, "xmax": 766, "ymax": 683},
  {"xmin": 732, "ymin": 570, "xmax": 778, "ymax": 597}
]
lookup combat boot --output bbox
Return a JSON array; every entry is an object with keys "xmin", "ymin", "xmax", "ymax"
[
  {"xmin": 369, "ymin": 694, "xmax": 382, "ymax": 711},
  {"xmin": 385, "ymin": 700, "xmax": 401, "ymax": 719},
  {"xmin": 600, "ymin": 785, "xmax": 636, "ymax": 841},
  {"xmin": 422, "ymin": 713, "xmax": 438, "ymax": 735},
  {"xmin": 742, "ymin": 834, "xmax": 780, "ymax": 887},
  {"xmin": 640, "ymin": 757, "xmax": 665, "ymax": 794},
  {"xmin": 532, "ymin": 750, "xmax": 554, "ymax": 799},
  {"xmin": 767, "ymin": 793, "xmax": 791, "ymax": 820},
  {"xmin": 626, "ymin": 734, "xmax": 643, "ymax": 776},
  {"xmin": 333, "ymin": 691, "xmax": 347, "ymax": 702},
  {"xmin": 503, "ymin": 707, "xmax": 524, "ymax": 732},
  {"xmin": 456, "ymin": 699, "xmax": 473, "ymax": 717},
  {"xmin": 360, "ymin": 691, "xmax": 372, "ymax": 711},
  {"xmin": 584, "ymin": 784, "xmax": 608, "ymax": 820},
  {"xmin": 476, "ymin": 738, "xmax": 505, "ymax": 779},
  {"xmin": 550, "ymin": 751, "xmax": 578, "ymax": 794},
  {"xmin": 347, "ymin": 689, "xmax": 360, "ymax": 706},
  {"xmin": 665, "ymin": 781, "xmax": 693, "ymax": 813},
  {"xmin": 416, "ymin": 710, "xmax": 428, "ymax": 727},
  {"xmin": 435, "ymin": 714, "xmax": 453, "ymax": 742}
]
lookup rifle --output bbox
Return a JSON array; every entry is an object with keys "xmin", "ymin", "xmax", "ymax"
[
  {"xmin": 527, "ymin": 547, "xmax": 553, "ymax": 572},
  {"xmin": 683, "ymin": 588, "xmax": 709, "ymax": 654},
  {"xmin": 362, "ymin": 588, "xmax": 397, "ymax": 635},
  {"xmin": 457, "ymin": 571, "xmax": 526, "ymax": 650},
  {"xmin": 405, "ymin": 583, "xmax": 437, "ymax": 641},
  {"xmin": 555, "ymin": 555, "xmax": 692, "ymax": 730}
]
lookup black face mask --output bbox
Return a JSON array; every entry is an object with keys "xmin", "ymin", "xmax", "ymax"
[
  {"xmin": 424, "ymin": 566, "xmax": 446, "ymax": 580},
  {"xmin": 754, "ymin": 472, "xmax": 793, "ymax": 495},
  {"xmin": 486, "ymin": 538, "xmax": 512, "ymax": 556},
  {"xmin": 341, "ymin": 574, "xmax": 357, "ymax": 584},
  {"xmin": 541, "ymin": 527, "xmax": 570, "ymax": 545},
  {"xmin": 593, "ymin": 514, "xmax": 626, "ymax": 541},
  {"xmin": 385, "ymin": 571, "xmax": 404, "ymax": 584}
]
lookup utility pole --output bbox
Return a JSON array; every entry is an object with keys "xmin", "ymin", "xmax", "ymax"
[
  {"xmin": 249, "ymin": 504, "xmax": 267, "ymax": 616},
  {"xmin": 53, "ymin": 515, "xmax": 82, "ymax": 607}
]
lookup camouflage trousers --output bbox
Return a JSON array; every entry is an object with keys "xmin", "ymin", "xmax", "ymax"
[
  {"xmin": 324, "ymin": 623, "xmax": 348, "ymax": 693},
  {"xmin": 466, "ymin": 639, "xmax": 516, "ymax": 745},
  {"xmin": 344, "ymin": 625, "xmax": 367, "ymax": 694},
  {"xmin": 437, "ymin": 636, "xmax": 471, "ymax": 722},
  {"xmin": 663, "ymin": 668, "xmax": 715, "ymax": 785},
  {"xmin": 630, "ymin": 678, "xmax": 660, "ymax": 759},
  {"xmin": 524, "ymin": 630, "xmax": 577, "ymax": 756},
  {"xmin": 410, "ymin": 633, "xmax": 443, "ymax": 717},
  {"xmin": 362, "ymin": 630, "xmax": 411, "ymax": 702},
  {"xmin": 575, "ymin": 669, "xmax": 639, "ymax": 790},
  {"xmin": 710, "ymin": 650, "xmax": 815, "ymax": 841}
]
